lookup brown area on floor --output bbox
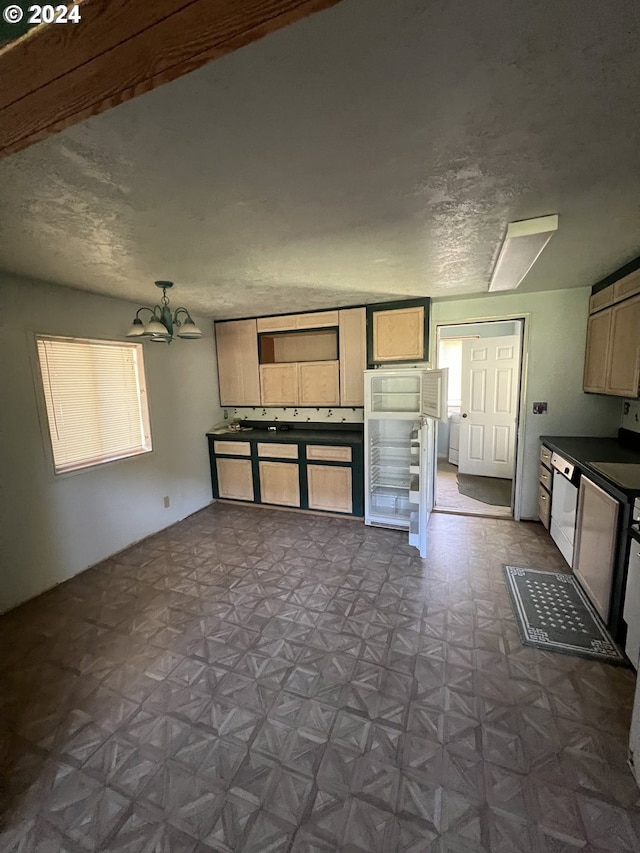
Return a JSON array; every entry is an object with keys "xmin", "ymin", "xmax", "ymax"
[
  {"xmin": 436, "ymin": 458, "xmax": 512, "ymax": 518},
  {"xmin": 1, "ymin": 505, "xmax": 638, "ymax": 851}
]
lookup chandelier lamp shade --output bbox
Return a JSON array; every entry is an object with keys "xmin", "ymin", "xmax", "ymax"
[{"xmin": 126, "ymin": 281, "xmax": 203, "ymax": 343}]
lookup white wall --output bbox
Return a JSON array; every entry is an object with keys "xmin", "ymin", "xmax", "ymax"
[
  {"xmin": 0, "ymin": 273, "xmax": 222, "ymax": 612},
  {"xmin": 431, "ymin": 287, "xmax": 621, "ymax": 518}
]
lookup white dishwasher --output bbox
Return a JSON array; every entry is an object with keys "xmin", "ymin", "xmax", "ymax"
[{"xmin": 549, "ymin": 453, "xmax": 579, "ymax": 567}]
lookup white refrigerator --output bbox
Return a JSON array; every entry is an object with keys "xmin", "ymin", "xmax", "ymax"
[{"xmin": 364, "ymin": 368, "xmax": 447, "ymax": 557}]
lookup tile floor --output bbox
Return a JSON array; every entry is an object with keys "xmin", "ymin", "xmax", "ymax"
[
  {"xmin": 436, "ymin": 460, "xmax": 512, "ymax": 518},
  {"xmin": 1, "ymin": 505, "xmax": 639, "ymax": 852}
]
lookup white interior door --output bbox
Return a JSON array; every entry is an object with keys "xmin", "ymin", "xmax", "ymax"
[{"xmin": 459, "ymin": 335, "xmax": 521, "ymax": 478}]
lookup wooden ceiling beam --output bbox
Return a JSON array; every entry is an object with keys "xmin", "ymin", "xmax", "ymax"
[{"xmin": 0, "ymin": 0, "xmax": 344, "ymax": 159}]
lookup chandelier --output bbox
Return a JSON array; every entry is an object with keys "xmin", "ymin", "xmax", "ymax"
[{"xmin": 126, "ymin": 281, "xmax": 203, "ymax": 344}]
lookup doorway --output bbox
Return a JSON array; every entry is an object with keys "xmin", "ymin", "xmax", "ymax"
[{"xmin": 435, "ymin": 319, "xmax": 524, "ymax": 517}]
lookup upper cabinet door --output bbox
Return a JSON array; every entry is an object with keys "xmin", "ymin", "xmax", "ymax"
[
  {"xmin": 257, "ymin": 316, "xmax": 298, "ymax": 333},
  {"xmin": 257, "ymin": 311, "xmax": 339, "ymax": 333},
  {"xmin": 298, "ymin": 361, "xmax": 340, "ymax": 406},
  {"xmin": 339, "ymin": 308, "xmax": 366, "ymax": 406},
  {"xmin": 215, "ymin": 319, "xmax": 261, "ymax": 406},
  {"xmin": 260, "ymin": 363, "xmax": 298, "ymax": 405},
  {"xmin": 605, "ymin": 295, "xmax": 640, "ymax": 397},
  {"xmin": 367, "ymin": 300, "xmax": 430, "ymax": 366},
  {"xmin": 612, "ymin": 269, "xmax": 640, "ymax": 303},
  {"xmin": 583, "ymin": 309, "xmax": 612, "ymax": 393},
  {"xmin": 295, "ymin": 311, "xmax": 339, "ymax": 329}
]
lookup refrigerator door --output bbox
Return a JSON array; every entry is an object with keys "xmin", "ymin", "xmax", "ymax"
[
  {"xmin": 421, "ymin": 369, "xmax": 448, "ymax": 420},
  {"xmin": 408, "ymin": 419, "xmax": 435, "ymax": 557}
]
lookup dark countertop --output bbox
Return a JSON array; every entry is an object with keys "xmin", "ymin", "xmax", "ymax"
[
  {"xmin": 540, "ymin": 434, "xmax": 640, "ymax": 500},
  {"xmin": 207, "ymin": 424, "xmax": 364, "ymax": 445}
]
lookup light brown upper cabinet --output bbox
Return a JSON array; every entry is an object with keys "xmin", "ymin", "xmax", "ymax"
[
  {"xmin": 215, "ymin": 319, "xmax": 261, "ymax": 406},
  {"xmin": 258, "ymin": 321, "xmax": 340, "ymax": 406},
  {"xmin": 584, "ymin": 264, "xmax": 640, "ymax": 397},
  {"xmin": 260, "ymin": 363, "xmax": 298, "ymax": 405},
  {"xmin": 257, "ymin": 311, "xmax": 339, "ymax": 333},
  {"xmin": 606, "ymin": 295, "xmax": 640, "ymax": 396},
  {"xmin": 260, "ymin": 361, "xmax": 340, "ymax": 406},
  {"xmin": 339, "ymin": 308, "xmax": 366, "ymax": 406},
  {"xmin": 613, "ymin": 268, "xmax": 640, "ymax": 303},
  {"xmin": 298, "ymin": 361, "xmax": 340, "ymax": 406},
  {"xmin": 583, "ymin": 310, "xmax": 612, "ymax": 393},
  {"xmin": 366, "ymin": 299, "xmax": 430, "ymax": 366}
]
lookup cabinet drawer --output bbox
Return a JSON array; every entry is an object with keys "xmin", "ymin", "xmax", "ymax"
[
  {"xmin": 538, "ymin": 484, "xmax": 551, "ymax": 529},
  {"xmin": 213, "ymin": 440, "xmax": 251, "ymax": 456},
  {"xmin": 257, "ymin": 442, "xmax": 298, "ymax": 459},
  {"xmin": 589, "ymin": 288, "xmax": 614, "ymax": 314},
  {"xmin": 539, "ymin": 464, "xmax": 552, "ymax": 491},
  {"xmin": 539, "ymin": 445, "xmax": 552, "ymax": 469},
  {"xmin": 306, "ymin": 444, "xmax": 352, "ymax": 463}
]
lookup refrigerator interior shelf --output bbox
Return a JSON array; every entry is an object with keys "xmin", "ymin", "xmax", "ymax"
[
  {"xmin": 371, "ymin": 479, "xmax": 411, "ymax": 490},
  {"xmin": 371, "ymin": 450, "xmax": 412, "ymax": 471},
  {"xmin": 370, "ymin": 490, "xmax": 413, "ymax": 518},
  {"xmin": 371, "ymin": 439, "xmax": 410, "ymax": 448}
]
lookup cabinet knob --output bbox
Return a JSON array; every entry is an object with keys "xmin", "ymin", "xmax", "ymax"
[{"xmin": 461, "ymin": 413, "xmax": 468, "ymax": 418}]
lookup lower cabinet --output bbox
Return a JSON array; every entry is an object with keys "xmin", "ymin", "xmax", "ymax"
[
  {"xmin": 307, "ymin": 465, "xmax": 352, "ymax": 513},
  {"xmin": 216, "ymin": 457, "xmax": 254, "ymax": 501},
  {"xmin": 208, "ymin": 435, "xmax": 363, "ymax": 516},
  {"xmin": 259, "ymin": 461, "xmax": 300, "ymax": 507},
  {"xmin": 538, "ymin": 483, "xmax": 551, "ymax": 529}
]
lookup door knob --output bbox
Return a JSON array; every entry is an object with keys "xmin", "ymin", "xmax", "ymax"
[{"xmin": 461, "ymin": 413, "xmax": 468, "ymax": 418}]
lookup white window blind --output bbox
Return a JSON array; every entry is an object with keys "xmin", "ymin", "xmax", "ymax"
[{"xmin": 36, "ymin": 336, "xmax": 152, "ymax": 474}]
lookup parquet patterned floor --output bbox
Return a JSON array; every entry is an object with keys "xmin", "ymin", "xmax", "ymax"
[{"xmin": 1, "ymin": 505, "xmax": 639, "ymax": 852}]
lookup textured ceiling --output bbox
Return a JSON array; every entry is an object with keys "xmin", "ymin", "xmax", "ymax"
[{"xmin": 0, "ymin": 0, "xmax": 638, "ymax": 318}]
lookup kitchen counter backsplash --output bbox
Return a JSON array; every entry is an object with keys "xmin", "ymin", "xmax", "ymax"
[{"xmin": 227, "ymin": 406, "xmax": 365, "ymax": 424}]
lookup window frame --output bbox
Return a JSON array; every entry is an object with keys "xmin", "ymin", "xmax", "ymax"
[{"xmin": 32, "ymin": 333, "xmax": 154, "ymax": 477}]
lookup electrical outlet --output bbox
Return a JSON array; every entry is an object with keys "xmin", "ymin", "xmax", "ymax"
[
  {"xmin": 163, "ymin": 496, "xmax": 170, "ymax": 508},
  {"xmin": 223, "ymin": 409, "xmax": 228, "ymax": 420}
]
